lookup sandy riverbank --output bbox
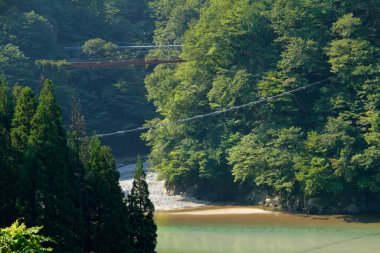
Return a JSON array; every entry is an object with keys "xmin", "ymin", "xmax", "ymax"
[{"xmin": 170, "ymin": 206, "xmax": 275, "ymax": 215}]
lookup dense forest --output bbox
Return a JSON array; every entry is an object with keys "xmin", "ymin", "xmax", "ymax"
[
  {"xmin": 1, "ymin": 2, "xmax": 159, "ymax": 251},
  {"xmin": 0, "ymin": 0, "xmax": 379, "ymax": 222},
  {"xmin": 0, "ymin": 77, "xmax": 156, "ymax": 252},
  {"xmin": 144, "ymin": 0, "xmax": 380, "ymax": 213},
  {"xmin": 0, "ymin": 0, "xmax": 155, "ymax": 134}
]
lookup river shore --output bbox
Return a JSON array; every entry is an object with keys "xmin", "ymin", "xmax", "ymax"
[
  {"xmin": 118, "ymin": 163, "xmax": 209, "ymax": 211},
  {"xmin": 170, "ymin": 206, "xmax": 275, "ymax": 215},
  {"xmin": 118, "ymin": 163, "xmax": 280, "ymax": 214}
]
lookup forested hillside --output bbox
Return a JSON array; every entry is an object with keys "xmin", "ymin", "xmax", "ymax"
[
  {"xmin": 0, "ymin": 0, "xmax": 154, "ymax": 133},
  {"xmin": 1, "ymin": 0, "xmax": 379, "ymax": 215},
  {"xmin": 1, "ymin": 3, "xmax": 160, "ymax": 246},
  {"xmin": 145, "ymin": 0, "xmax": 380, "ymax": 213},
  {"xmin": 0, "ymin": 77, "xmax": 156, "ymax": 252}
]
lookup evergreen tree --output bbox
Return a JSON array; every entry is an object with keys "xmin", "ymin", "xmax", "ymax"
[
  {"xmin": 22, "ymin": 79, "xmax": 81, "ymax": 252},
  {"xmin": 11, "ymin": 86, "xmax": 37, "ymax": 152},
  {"xmin": 9, "ymin": 85, "xmax": 37, "ymax": 225},
  {"xmin": 66, "ymin": 95, "xmax": 88, "ymax": 252},
  {"xmin": 128, "ymin": 156, "xmax": 157, "ymax": 253},
  {"xmin": 68, "ymin": 95, "xmax": 87, "ymax": 156},
  {"xmin": 0, "ymin": 76, "xmax": 13, "ymax": 139},
  {"xmin": 1, "ymin": 0, "xmax": 155, "ymax": 135},
  {"xmin": 82, "ymin": 137, "xmax": 132, "ymax": 253},
  {"xmin": 0, "ymin": 75, "xmax": 159, "ymax": 250},
  {"xmin": 0, "ymin": 76, "xmax": 16, "ymax": 226}
]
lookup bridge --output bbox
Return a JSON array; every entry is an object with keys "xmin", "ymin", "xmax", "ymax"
[
  {"xmin": 43, "ymin": 44, "xmax": 185, "ymax": 68},
  {"xmin": 65, "ymin": 58, "xmax": 186, "ymax": 68},
  {"xmin": 64, "ymin": 44, "xmax": 182, "ymax": 50}
]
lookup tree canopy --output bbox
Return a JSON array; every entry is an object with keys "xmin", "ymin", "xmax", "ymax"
[
  {"xmin": 0, "ymin": 0, "xmax": 155, "ymax": 134},
  {"xmin": 128, "ymin": 156, "xmax": 157, "ymax": 253},
  {"xmin": 0, "ymin": 221, "xmax": 53, "ymax": 253},
  {"xmin": 0, "ymin": 76, "xmax": 157, "ymax": 252},
  {"xmin": 145, "ymin": 0, "xmax": 380, "ymax": 212}
]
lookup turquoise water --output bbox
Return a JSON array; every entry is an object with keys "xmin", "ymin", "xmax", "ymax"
[{"xmin": 155, "ymin": 207, "xmax": 380, "ymax": 253}]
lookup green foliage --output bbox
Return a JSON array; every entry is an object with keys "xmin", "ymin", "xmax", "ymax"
[
  {"xmin": 0, "ymin": 0, "xmax": 155, "ymax": 133},
  {"xmin": 81, "ymin": 39, "xmax": 118, "ymax": 58},
  {"xmin": 228, "ymin": 127, "xmax": 304, "ymax": 194},
  {"xmin": 0, "ymin": 76, "xmax": 17, "ymax": 226},
  {"xmin": 350, "ymin": 111, "xmax": 380, "ymax": 193},
  {"xmin": 150, "ymin": 0, "xmax": 204, "ymax": 44},
  {"xmin": 0, "ymin": 76, "xmax": 157, "ymax": 251},
  {"xmin": 128, "ymin": 156, "xmax": 157, "ymax": 253},
  {"xmin": 28, "ymin": 80, "xmax": 67, "ymax": 156},
  {"xmin": 0, "ymin": 221, "xmax": 53, "ymax": 253},
  {"xmin": 327, "ymin": 38, "xmax": 378, "ymax": 79},
  {"xmin": 0, "ymin": 44, "xmax": 31, "ymax": 84},
  {"xmin": 278, "ymin": 37, "xmax": 324, "ymax": 75},
  {"xmin": 295, "ymin": 116, "xmax": 356, "ymax": 197},
  {"xmin": 23, "ymin": 80, "xmax": 81, "ymax": 251},
  {"xmin": 11, "ymin": 86, "xmax": 37, "ymax": 152},
  {"xmin": 0, "ymin": 76, "xmax": 13, "ymax": 130},
  {"xmin": 81, "ymin": 137, "xmax": 133, "ymax": 253},
  {"xmin": 35, "ymin": 60, "xmax": 70, "ymax": 69},
  {"xmin": 332, "ymin": 13, "xmax": 362, "ymax": 38},
  {"xmin": 146, "ymin": 0, "xmax": 380, "ymax": 211},
  {"xmin": 9, "ymin": 11, "xmax": 57, "ymax": 58}
]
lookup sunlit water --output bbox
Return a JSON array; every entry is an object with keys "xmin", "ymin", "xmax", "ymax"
[{"xmin": 155, "ymin": 206, "xmax": 380, "ymax": 253}]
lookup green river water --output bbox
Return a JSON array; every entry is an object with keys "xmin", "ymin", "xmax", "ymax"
[{"xmin": 155, "ymin": 206, "xmax": 380, "ymax": 253}]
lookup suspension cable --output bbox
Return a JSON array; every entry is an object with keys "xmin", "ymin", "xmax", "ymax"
[{"xmin": 96, "ymin": 78, "xmax": 329, "ymax": 138}]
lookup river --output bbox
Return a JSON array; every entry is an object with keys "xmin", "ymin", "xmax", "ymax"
[
  {"xmin": 118, "ymin": 164, "xmax": 380, "ymax": 252},
  {"xmin": 155, "ymin": 206, "xmax": 380, "ymax": 253}
]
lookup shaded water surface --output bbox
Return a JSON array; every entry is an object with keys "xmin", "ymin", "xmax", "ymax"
[{"xmin": 155, "ymin": 206, "xmax": 380, "ymax": 253}]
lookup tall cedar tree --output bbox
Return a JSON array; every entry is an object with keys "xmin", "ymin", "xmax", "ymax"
[
  {"xmin": 82, "ymin": 137, "xmax": 133, "ymax": 253},
  {"xmin": 0, "ymin": 76, "xmax": 16, "ymax": 226},
  {"xmin": 67, "ymin": 95, "xmax": 87, "ymax": 251},
  {"xmin": 10, "ymin": 86, "xmax": 37, "ymax": 153},
  {"xmin": 0, "ymin": 77, "xmax": 158, "ymax": 252},
  {"xmin": 23, "ymin": 80, "xmax": 81, "ymax": 252},
  {"xmin": 128, "ymin": 156, "xmax": 157, "ymax": 253},
  {"xmin": 10, "ymin": 86, "xmax": 37, "ymax": 225}
]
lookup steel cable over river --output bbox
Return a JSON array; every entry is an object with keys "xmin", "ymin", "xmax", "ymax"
[{"xmin": 96, "ymin": 78, "xmax": 330, "ymax": 138}]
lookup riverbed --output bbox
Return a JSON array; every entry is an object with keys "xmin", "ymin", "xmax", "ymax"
[{"xmin": 155, "ymin": 206, "xmax": 380, "ymax": 253}]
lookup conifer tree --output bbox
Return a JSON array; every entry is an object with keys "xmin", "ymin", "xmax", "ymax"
[
  {"xmin": 82, "ymin": 137, "xmax": 132, "ymax": 253},
  {"xmin": 10, "ymin": 86, "xmax": 37, "ymax": 152},
  {"xmin": 67, "ymin": 95, "xmax": 87, "ymax": 251},
  {"xmin": 128, "ymin": 156, "xmax": 157, "ymax": 253},
  {"xmin": 9, "ymin": 86, "xmax": 37, "ymax": 225},
  {"xmin": 0, "ymin": 77, "xmax": 159, "ymax": 251},
  {"xmin": 68, "ymin": 94, "xmax": 87, "ymax": 156},
  {"xmin": 23, "ymin": 79, "xmax": 81, "ymax": 252},
  {"xmin": 0, "ymin": 77, "xmax": 13, "ymax": 131},
  {"xmin": 0, "ymin": 76, "xmax": 16, "ymax": 226}
]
